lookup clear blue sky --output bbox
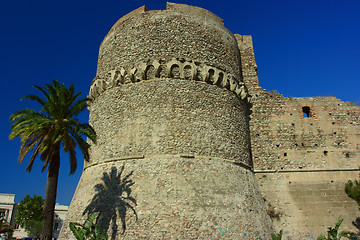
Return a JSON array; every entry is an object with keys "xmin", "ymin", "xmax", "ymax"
[{"xmin": 1, "ymin": 0, "xmax": 359, "ymax": 205}]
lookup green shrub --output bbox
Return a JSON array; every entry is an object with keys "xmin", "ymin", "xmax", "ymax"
[
  {"xmin": 345, "ymin": 178, "xmax": 360, "ymax": 206},
  {"xmin": 271, "ymin": 229, "xmax": 283, "ymax": 240},
  {"xmin": 69, "ymin": 212, "xmax": 108, "ymax": 240},
  {"xmin": 316, "ymin": 218, "xmax": 357, "ymax": 240}
]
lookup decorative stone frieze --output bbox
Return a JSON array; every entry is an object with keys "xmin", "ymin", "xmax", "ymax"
[{"xmin": 89, "ymin": 58, "xmax": 250, "ymax": 104}]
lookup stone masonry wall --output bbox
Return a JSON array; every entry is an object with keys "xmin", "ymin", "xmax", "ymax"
[
  {"xmin": 61, "ymin": 157, "xmax": 273, "ymax": 239},
  {"xmin": 87, "ymin": 80, "xmax": 252, "ymax": 168},
  {"xmin": 236, "ymin": 34, "xmax": 360, "ymax": 238},
  {"xmin": 60, "ymin": 4, "xmax": 274, "ymax": 239},
  {"xmin": 96, "ymin": 3, "xmax": 241, "ymax": 82},
  {"xmin": 236, "ymin": 34, "xmax": 360, "ymax": 171},
  {"xmin": 59, "ymin": 4, "xmax": 360, "ymax": 239}
]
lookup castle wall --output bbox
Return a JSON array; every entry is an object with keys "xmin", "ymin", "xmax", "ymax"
[
  {"xmin": 87, "ymin": 80, "xmax": 252, "ymax": 168},
  {"xmin": 60, "ymin": 4, "xmax": 274, "ymax": 239},
  {"xmin": 257, "ymin": 171, "xmax": 360, "ymax": 238},
  {"xmin": 96, "ymin": 3, "xmax": 241, "ymax": 81},
  {"xmin": 236, "ymin": 34, "xmax": 360, "ymax": 238},
  {"xmin": 58, "ymin": 4, "xmax": 360, "ymax": 238}
]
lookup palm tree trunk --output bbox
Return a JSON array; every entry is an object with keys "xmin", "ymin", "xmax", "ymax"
[{"xmin": 41, "ymin": 150, "xmax": 60, "ymax": 240}]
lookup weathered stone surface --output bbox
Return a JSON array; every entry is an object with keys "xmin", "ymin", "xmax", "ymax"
[
  {"xmin": 236, "ymin": 34, "xmax": 360, "ymax": 238},
  {"xmin": 87, "ymin": 80, "xmax": 252, "ymax": 168},
  {"xmin": 96, "ymin": 3, "xmax": 241, "ymax": 84},
  {"xmin": 60, "ymin": 4, "xmax": 360, "ymax": 239},
  {"xmin": 60, "ymin": 3, "xmax": 273, "ymax": 239},
  {"xmin": 256, "ymin": 171, "xmax": 360, "ymax": 238},
  {"xmin": 61, "ymin": 157, "xmax": 273, "ymax": 239}
]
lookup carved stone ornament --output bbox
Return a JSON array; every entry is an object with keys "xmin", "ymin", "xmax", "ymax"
[{"xmin": 89, "ymin": 58, "xmax": 250, "ymax": 104}]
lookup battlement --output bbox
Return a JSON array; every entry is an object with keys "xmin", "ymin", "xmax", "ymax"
[
  {"xmin": 109, "ymin": 3, "xmax": 223, "ymax": 29},
  {"xmin": 166, "ymin": 2, "xmax": 224, "ymax": 25},
  {"xmin": 110, "ymin": 5, "xmax": 149, "ymax": 30},
  {"xmin": 101, "ymin": 3, "xmax": 225, "ymax": 51}
]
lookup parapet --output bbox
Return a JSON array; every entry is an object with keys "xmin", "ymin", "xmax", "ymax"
[
  {"xmin": 107, "ymin": 3, "xmax": 223, "ymax": 32},
  {"xmin": 108, "ymin": 5, "xmax": 149, "ymax": 34},
  {"xmin": 100, "ymin": 3, "xmax": 227, "ymax": 52},
  {"xmin": 235, "ymin": 34, "xmax": 254, "ymax": 50},
  {"xmin": 166, "ymin": 2, "xmax": 224, "ymax": 25}
]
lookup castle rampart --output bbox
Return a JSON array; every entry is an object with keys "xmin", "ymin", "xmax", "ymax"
[{"xmin": 237, "ymin": 34, "xmax": 360, "ymax": 238}]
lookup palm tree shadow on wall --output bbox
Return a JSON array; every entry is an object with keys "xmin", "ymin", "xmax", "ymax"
[{"xmin": 83, "ymin": 165, "xmax": 138, "ymax": 239}]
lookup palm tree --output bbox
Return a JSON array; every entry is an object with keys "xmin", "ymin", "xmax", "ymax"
[{"xmin": 9, "ymin": 80, "xmax": 96, "ymax": 240}]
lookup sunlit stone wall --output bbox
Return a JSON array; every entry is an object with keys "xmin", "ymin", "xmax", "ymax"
[{"xmin": 60, "ymin": 3, "xmax": 274, "ymax": 239}]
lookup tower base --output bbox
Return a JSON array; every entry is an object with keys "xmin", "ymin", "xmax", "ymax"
[{"xmin": 59, "ymin": 156, "xmax": 273, "ymax": 239}]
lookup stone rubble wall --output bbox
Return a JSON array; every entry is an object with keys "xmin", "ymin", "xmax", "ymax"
[
  {"xmin": 87, "ymin": 80, "xmax": 252, "ymax": 168},
  {"xmin": 60, "ymin": 3, "xmax": 274, "ymax": 239},
  {"xmin": 257, "ymin": 170, "xmax": 360, "ymax": 238},
  {"xmin": 96, "ymin": 3, "xmax": 241, "ymax": 84},
  {"xmin": 236, "ymin": 34, "xmax": 360, "ymax": 238},
  {"xmin": 60, "ymin": 157, "xmax": 273, "ymax": 239}
]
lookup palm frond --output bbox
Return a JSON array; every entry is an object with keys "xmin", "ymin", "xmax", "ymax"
[
  {"xmin": 68, "ymin": 97, "xmax": 89, "ymax": 117},
  {"xmin": 18, "ymin": 132, "xmax": 44, "ymax": 164},
  {"xmin": 33, "ymin": 85, "xmax": 51, "ymax": 103},
  {"xmin": 21, "ymin": 95, "xmax": 47, "ymax": 110},
  {"xmin": 69, "ymin": 129, "xmax": 92, "ymax": 161},
  {"xmin": 10, "ymin": 79, "xmax": 96, "ymax": 175},
  {"xmin": 26, "ymin": 139, "xmax": 45, "ymax": 172},
  {"xmin": 63, "ymin": 134, "xmax": 77, "ymax": 174}
]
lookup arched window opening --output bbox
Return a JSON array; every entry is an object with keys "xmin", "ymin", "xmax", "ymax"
[
  {"xmin": 184, "ymin": 65, "xmax": 192, "ymax": 79},
  {"xmin": 145, "ymin": 65, "xmax": 156, "ymax": 80},
  {"xmin": 170, "ymin": 64, "xmax": 180, "ymax": 78},
  {"xmin": 207, "ymin": 69, "xmax": 215, "ymax": 83},
  {"xmin": 302, "ymin": 106, "xmax": 311, "ymax": 118}
]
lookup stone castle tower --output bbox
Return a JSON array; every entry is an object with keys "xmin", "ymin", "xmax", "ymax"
[
  {"xmin": 60, "ymin": 3, "xmax": 274, "ymax": 239},
  {"xmin": 60, "ymin": 2, "xmax": 360, "ymax": 239}
]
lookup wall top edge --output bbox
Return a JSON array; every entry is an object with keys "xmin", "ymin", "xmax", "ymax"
[
  {"xmin": 113, "ymin": 3, "xmax": 223, "ymax": 26},
  {"xmin": 0, "ymin": 193, "xmax": 16, "ymax": 196},
  {"xmin": 101, "ymin": 3, "xmax": 225, "ymax": 49},
  {"xmin": 166, "ymin": 2, "xmax": 224, "ymax": 25},
  {"xmin": 235, "ymin": 34, "xmax": 254, "ymax": 50}
]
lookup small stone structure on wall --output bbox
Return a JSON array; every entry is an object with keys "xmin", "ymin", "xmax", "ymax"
[{"xmin": 60, "ymin": 3, "xmax": 360, "ymax": 239}]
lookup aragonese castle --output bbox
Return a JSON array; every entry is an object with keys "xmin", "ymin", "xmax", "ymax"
[{"xmin": 60, "ymin": 3, "xmax": 360, "ymax": 239}]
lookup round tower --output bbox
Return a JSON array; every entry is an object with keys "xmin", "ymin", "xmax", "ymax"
[{"xmin": 60, "ymin": 3, "xmax": 274, "ymax": 239}]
